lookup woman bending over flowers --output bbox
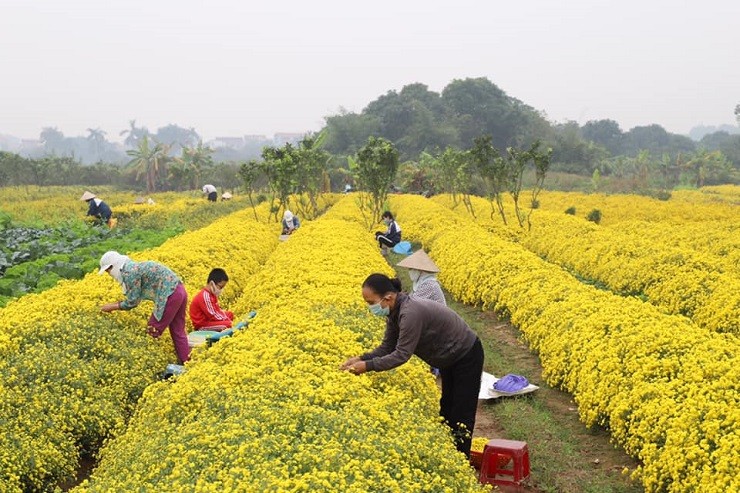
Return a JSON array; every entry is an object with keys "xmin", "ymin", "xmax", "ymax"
[
  {"xmin": 341, "ymin": 273, "xmax": 483, "ymax": 457},
  {"xmin": 98, "ymin": 251, "xmax": 190, "ymax": 364}
]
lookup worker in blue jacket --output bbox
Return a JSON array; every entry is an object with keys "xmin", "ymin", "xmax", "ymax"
[{"xmin": 80, "ymin": 191, "xmax": 112, "ymax": 225}]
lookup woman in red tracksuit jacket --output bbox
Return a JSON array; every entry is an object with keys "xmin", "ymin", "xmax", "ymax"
[{"xmin": 189, "ymin": 268, "xmax": 234, "ymax": 331}]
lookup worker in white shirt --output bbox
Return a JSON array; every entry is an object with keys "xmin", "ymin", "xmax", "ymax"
[{"xmin": 202, "ymin": 184, "xmax": 217, "ymax": 202}]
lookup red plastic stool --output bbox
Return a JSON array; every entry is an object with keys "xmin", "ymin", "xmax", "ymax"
[{"xmin": 479, "ymin": 439, "xmax": 530, "ymax": 486}]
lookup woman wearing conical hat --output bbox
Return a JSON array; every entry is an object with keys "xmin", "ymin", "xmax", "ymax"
[
  {"xmin": 397, "ymin": 249, "xmax": 446, "ymax": 306},
  {"xmin": 80, "ymin": 190, "xmax": 113, "ymax": 226}
]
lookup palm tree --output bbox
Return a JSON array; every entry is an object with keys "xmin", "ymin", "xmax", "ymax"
[
  {"xmin": 176, "ymin": 141, "xmax": 214, "ymax": 189},
  {"xmin": 86, "ymin": 127, "xmax": 107, "ymax": 162},
  {"xmin": 119, "ymin": 120, "xmax": 150, "ymax": 149},
  {"xmin": 127, "ymin": 136, "xmax": 170, "ymax": 192}
]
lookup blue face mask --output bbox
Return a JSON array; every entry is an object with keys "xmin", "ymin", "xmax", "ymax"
[{"xmin": 369, "ymin": 301, "xmax": 390, "ymax": 317}]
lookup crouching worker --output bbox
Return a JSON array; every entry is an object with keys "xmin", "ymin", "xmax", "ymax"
[
  {"xmin": 81, "ymin": 190, "xmax": 113, "ymax": 226},
  {"xmin": 374, "ymin": 211, "xmax": 401, "ymax": 256},
  {"xmin": 189, "ymin": 268, "xmax": 234, "ymax": 331},
  {"xmin": 341, "ymin": 273, "xmax": 483, "ymax": 457},
  {"xmin": 282, "ymin": 210, "xmax": 300, "ymax": 235},
  {"xmin": 99, "ymin": 251, "xmax": 190, "ymax": 364}
]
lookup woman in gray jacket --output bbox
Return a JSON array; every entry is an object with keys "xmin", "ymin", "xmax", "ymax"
[{"xmin": 341, "ymin": 273, "xmax": 484, "ymax": 457}]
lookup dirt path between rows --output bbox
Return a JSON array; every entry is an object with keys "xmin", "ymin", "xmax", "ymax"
[
  {"xmin": 386, "ymin": 248, "xmax": 640, "ymax": 491},
  {"xmin": 458, "ymin": 302, "xmax": 642, "ymax": 493}
]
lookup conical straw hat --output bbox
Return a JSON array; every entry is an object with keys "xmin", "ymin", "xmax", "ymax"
[
  {"xmin": 80, "ymin": 191, "xmax": 96, "ymax": 201},
  {"xmin": 396, "ymin": 249, "xmax": 439, "ymax": 273}
]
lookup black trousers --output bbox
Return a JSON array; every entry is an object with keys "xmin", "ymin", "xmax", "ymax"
[
  {"xmin": 207, "ymin": 192, "xmax": 217, "ymax": 202},
  {"xmin": 439, "ymin": 338, "xmax": 484, "ymax": 457},
  {"xmin": 375, "ymin": 232, "xmax": 398, "ymax": 248}
]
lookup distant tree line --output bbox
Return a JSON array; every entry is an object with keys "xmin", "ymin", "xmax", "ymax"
[
  {"xmin": 0, "ymin": 143, "xmax": 240, "ymax": 194},
  {"xmin": 10, "ymin": 121, "xmax": 264, "ymax": 166},
  {"xmin": 1, "ymin": 80, "xmax": 738, "ymax": 195},
  {"xmin": 322, "ymin": 78, "xmax": 740, "ymax": 189}
]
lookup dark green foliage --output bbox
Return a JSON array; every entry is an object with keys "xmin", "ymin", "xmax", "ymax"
[
  {"xmin": 649, "ymin": 190, "xmax": 672, "ymax": 201},
  {"xmin": 0, "ymin": 224, "xmax": 179, "ymax": 306},
  {"xmin": 586, "ymin": 209, "xmax": 602, "ymax": 224},
  {"xmin": 239, "ymin": 159, "xmax": 262, "ymax": 220},
  {"xmin": 353, "ymin": 137, "xmax": 399, "ymax": 227},
  {"xmin": 257, "ymin": 132, "xmax": 330, "ymax": 221},
  {"xmin": 471, "ymin": 137, "xmax": 552, "ymax": 228},
  {"xmin": 325, "ymin": 78, "xmax": 547, "ymax": 161},
  {"xmin": 322, "ymin": 79, "xmax": 740, "ymax": 186},
  {"xmin": 565, "ymin": 206, "xmax": 577, "ymax": 215}
]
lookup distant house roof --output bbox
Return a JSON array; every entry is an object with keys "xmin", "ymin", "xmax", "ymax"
[
  {"xmin": 273, "ymin": 133, "xmax": 304, "ymax": 144},
  {"xmin": 212, "ymin": 137, "xmax": 245, "ymax": 149},
  {"xmin": 20, "ymin": 139, "xmax": 43, "ymax": 149}
]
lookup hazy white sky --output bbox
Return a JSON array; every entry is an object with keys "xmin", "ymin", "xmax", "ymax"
[{"xmin": 1, "ymin": 0, "xmax": 738, "ymax": 141}]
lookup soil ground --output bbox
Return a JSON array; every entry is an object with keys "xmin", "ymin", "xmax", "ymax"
[{"xmin": 388, "ymin": 251, "xmax": 643, "ymax": 493}]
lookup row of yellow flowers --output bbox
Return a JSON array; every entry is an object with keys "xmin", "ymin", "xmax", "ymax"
[
  {"xmin": 432, "ymin": 194, "xmax": 740, "ymax": 335},
  {"xmin": 534, "ymin": 188, "xmax": 739, "ymax": 225},
  {"xmin": 391, "ymin": 194, "xmax": 739, "ymax": 493},
  {"xmin": 599, "ymin": 219, "xmax": 739, "ymax": 275},
  {"xmin": 74, "ymin": 196, "xmax": 489, "ymax": 492},
  {"xmin": 0, "ymin": 185, "xmax": 262, "ymax": 230},
  {"xmin": 0, "ymin": 185, "xmax": 152, "ymax": 224},
  {"xmin": 0, "ymin": 203, "xmax": 279, "ymax": 492},
  {"xmin": 672, "ymin": 185, "xmax": 740, "ymax": 206}
]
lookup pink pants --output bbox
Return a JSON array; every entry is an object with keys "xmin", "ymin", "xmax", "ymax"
[{"xmin": 148, "ymin": 283, "xmax": 190, "ymax": 363}]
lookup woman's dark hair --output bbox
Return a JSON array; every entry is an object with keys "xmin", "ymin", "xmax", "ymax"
[
  {"xmin": 381, "ymin": 211, "xmax": 394, "ymax": 220},
  {"xmin": 208, "ymin": 268, "xmax": 229, "ymax": 284},
  {"xmin": 363, "ymin": 273, "xmax": 401, "ymax": 295}
]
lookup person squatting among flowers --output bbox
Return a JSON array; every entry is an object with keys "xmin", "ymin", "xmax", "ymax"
[
  {"xmin": 341, "ymin": 273, "xmax": 484, "ymax": 457},
  {"xmin": 98, "ymin": 251, "xmax": 190, "ymax": 364},
  {"xmin": 189, "ymin": 268, "xmax": 235, "ymax": 331},
  {"xmin": 282, "ymin": 210, "xmax": 301, "ymax": 235},
  {"xmin": 374, "ymin": 211, "xmax": 401, "ymax": 256}
]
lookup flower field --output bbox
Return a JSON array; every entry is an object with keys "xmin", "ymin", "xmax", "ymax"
[
  {"xmin": 533, "ymin": 188, "xmax": 739, "ymax": 225},
  {"xmin": 432, "ymin": 194, "xmax": 740, "ymax": 334},
  {"xmin": 0, "ymin": 202, "xmax": 278, "ymax": 491},
  {"xmin": 0, "ymin": 188, "xmax": 265, "ymax": 306},
  {"xmin": 391, "ymin": 194, "xmax": 739, "ymax": 493},
  {"xmin": 0, "ymin": 186, "xmax": 256, "ymax": 227},
  {"xmin": 1, "ymin": 185, "xmax": 737, "ymax": 492},
  {"xmin": 74, "ymin": 197, "xmax": 488, "ymax": 492},
  {"xmin": 519, "ymin": 212, "xmax": 739, "ymax": 335}
]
